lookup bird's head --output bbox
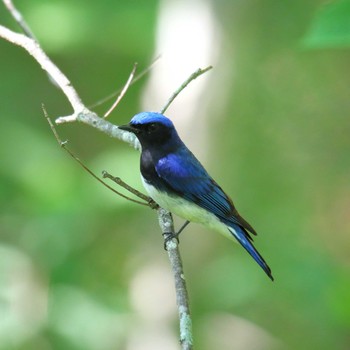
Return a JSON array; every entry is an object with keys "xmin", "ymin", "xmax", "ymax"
[{"xmin": 119, "ymin": 112, "xmax": 181, "ymax": 150}]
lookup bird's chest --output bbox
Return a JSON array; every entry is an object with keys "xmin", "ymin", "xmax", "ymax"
[
  {"xmin": 140, "ymin": 149, "xmax": 172, "ymax": 195},
  {"xmin": 140, "ymin": 149, "xmax": 159, "ymax": 183}
]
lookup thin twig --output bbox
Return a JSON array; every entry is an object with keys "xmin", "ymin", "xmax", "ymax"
[
  {"xmin": 160, "ymin": 66, "xmax": 213, "ymax": 114},
  {"xmin": 102, "ymin": 170, "xmax": 158, "ymax": 209},
  {"xmin": 104, "ymin": 63, "xmax": 138, "ymax": 118},
  {"xmin": 89, "ymin": 55, "xmax": 161, "ymax": 109},
  {"xmin": 42, "ymin": 105, "xmax": 150, "ymax": 207}
]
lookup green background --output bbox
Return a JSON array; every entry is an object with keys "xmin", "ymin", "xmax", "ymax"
[{"xmin": 1, "ymin": 0, "xmax": 350, "ymax": 349}]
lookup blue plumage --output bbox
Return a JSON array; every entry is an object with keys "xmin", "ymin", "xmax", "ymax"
[
  {"xmin": 119, "ymin": 112, "xmax": 273, "ymax": 280},
  {"xmin": 156, "ymin": 151, "xmax": 239, "ymax": 222}
]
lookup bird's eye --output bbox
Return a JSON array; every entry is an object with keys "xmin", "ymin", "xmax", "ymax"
[{"xmin": 148, "ymin": 123, "xmax": 159, "ymax": 132}]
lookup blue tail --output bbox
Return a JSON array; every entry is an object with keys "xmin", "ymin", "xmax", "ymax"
[{"xmin": 228, "ymin": 225, "xmax": 273, "ymax": 281}]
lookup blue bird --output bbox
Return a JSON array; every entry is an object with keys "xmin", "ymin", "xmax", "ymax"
[{"xmin": 119, "ymin": 112, "xmax": 273, "ymax": 280}]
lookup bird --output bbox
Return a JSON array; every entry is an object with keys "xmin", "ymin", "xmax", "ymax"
[{"xmin": 118, "ymin": 112, "xmax": 273, "ymax": 280}]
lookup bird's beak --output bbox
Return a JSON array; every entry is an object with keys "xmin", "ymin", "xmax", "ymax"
[{"xmin": 118, "ymin": 123, "xmax": 140, "ymax": 134}]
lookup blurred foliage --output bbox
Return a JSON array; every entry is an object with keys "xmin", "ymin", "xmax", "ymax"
[
  {"xmin": 303, "ymin": 0, "xmax": 350, "ymax": 48},
  {"xmin": 1, "ymin": 0, "xmax": 350, "ymax": 349}
]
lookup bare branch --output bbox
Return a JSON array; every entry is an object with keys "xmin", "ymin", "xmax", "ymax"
[
  {"xmin": 160, "ymin": 65, "xmax": 213, "ymax": 114},
  {"xmin": 0, "ymin": 4, "xmax": 211, "ymax": 348},
  {"xmin": 158, "ymin": 209, "xmax": 193, "ymax": 349},
  {"xmin": 54, "ymin": 111, "xmax": 141, "ymax": 153},
  {"xmin": 104, "ymin": 63, "xmax": 138, "ymax": 118}
]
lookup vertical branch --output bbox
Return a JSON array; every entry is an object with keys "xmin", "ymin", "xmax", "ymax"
[{"xmin": 158, "ymin": 209, "xmax": 193, "ymax": 349}]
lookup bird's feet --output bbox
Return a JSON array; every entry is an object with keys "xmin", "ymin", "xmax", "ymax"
[
  {"xmin": 162, "ymin": 231, "xmax": 180, "ymax": 250},
  {"xmin": 162, "ymin": 220, "xmax": 190, "ymax": 250}
]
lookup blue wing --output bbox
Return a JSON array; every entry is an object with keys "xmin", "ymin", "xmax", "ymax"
[{"xmin": 155, "ymin": 149, "xmax": 256, "ymax": 236}]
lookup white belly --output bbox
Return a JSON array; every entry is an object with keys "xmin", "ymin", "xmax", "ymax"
[{"xmin": 141, "ymin": 177, "xmax": 234, "ymax": 241}]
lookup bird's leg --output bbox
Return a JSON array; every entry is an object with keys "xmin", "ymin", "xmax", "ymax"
[
  {"xmin": 176, "ymin": 220, "xmax": 191, "ymax": 237},
  {"xmin": 163, "ymin": 220, "xmax": 190, "ymax": 249}
]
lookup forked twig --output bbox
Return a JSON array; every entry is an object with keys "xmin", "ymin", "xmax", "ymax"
[
  {"xmin": 89, "ymin": 55, "xmax": 161, "ymax": 109},
  {"xmin": 102, "ymin": 170, "xmax": 158, "ymax": 209},
  {"xmin": 42, "ymin": 105, "xmax": 151, "ymax": 207}
]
